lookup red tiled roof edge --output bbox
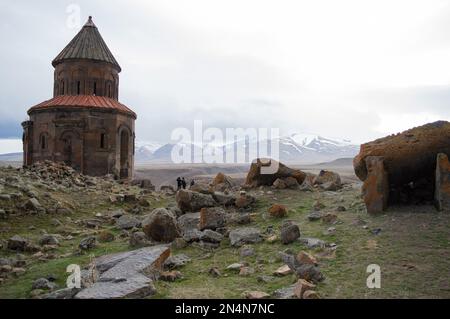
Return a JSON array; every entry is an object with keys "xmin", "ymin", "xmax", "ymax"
[{"xmin": 28, "ymin": 95, "xmax": 136, "ymax": 118}]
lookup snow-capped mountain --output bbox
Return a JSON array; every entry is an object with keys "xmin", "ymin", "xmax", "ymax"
[{"xmin": 134, "ymin": 133, "xmax": 360, "ymax": 164}]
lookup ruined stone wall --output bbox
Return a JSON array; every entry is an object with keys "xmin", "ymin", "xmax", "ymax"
[
  {"xmin": 24, "ymin": 108, "xmax": 134, "ymax": 178},
  {"xmin": 53, "ymin": 60, "xmax": 120, "ymax": 100}
]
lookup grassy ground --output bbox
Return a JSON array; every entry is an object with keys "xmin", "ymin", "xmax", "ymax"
[{"xmin": 1, "ymin": 182, "xmax": 449, "ymax": 299}]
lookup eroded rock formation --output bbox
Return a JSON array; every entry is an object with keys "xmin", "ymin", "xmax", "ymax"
[
  {"xmin": 354, "ymin": 121, "xmax": 450, "ymax": 213},
  {"xmin": 245, "ymin": 158, "xmax": 306, "ymax": 188}
]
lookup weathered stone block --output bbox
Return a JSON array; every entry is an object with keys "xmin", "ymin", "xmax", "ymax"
[
  {"xmin": 362, "ymin": 156, "xmax": 389, "ymax": 214},
  {"xmin": 435, "ymin": 153, "xmax": 450, "ymax": 211}
]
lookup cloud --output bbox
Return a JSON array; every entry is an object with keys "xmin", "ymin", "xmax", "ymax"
[{"xmin": 1, "ymin": 0, "xmax": 450, "ymax": 145}]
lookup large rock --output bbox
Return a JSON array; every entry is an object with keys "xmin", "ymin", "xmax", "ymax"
[
  {"xmin": 235, "ymin": 192, "xmax": 256, "ymax": 209},
  {"xmin": 280, "ymin": 221, "xmax": 300, "ymax": 244},
  {"xmin": 175, "ymin": 189, "xmax": 216, "ymax": 212},
  {"xmin": 211, "ymin": 173, "xmax": 235, "ymax": 191},
  {"xmin": 79, "ymin": 236, "xmax": 97, "ymax": 250},
  {"xmin": 116, "ymin": 215, "xmax": 141, "ymax": 230},
  {"xmin": 39, "ymin": 234, "xmax": 60, "ymax": 246},
  {"xmin": 435, "ymin": 153, "xmax": 450, "ymax": 211},
  {"xmin": 245, "ymin": 158, "xmax": 306, "ymax": 188},
  {"xmin": 212, "ymin": 192, "xmax": 237, "ymax": 206},
  {"xmin": 355, "ymin": 121, "xmax": 450, "ymax": 185},
  {"xmin": 199, "ymin": 207, "xmax": 226, "ymax": 231},
  {"xmin": 295, "ymin": 264, "xmax": 324, "ymax": 284},
  {"xmin": 7, "ymin": 235, "xmax": 29, "ymax": 251},
  {"xmin": 313, "ymin": 170, "xmax": 341, "ymax": 189},
  {"xmin": 75, "ymin": 245, "xmax": 170, "ymax": 299},
  {"xmin": 269, "ymin": 204, "xmax": 288, "ymax": 218},
  {"xmin": 229, "ymin": 227, "xmax": 262, "ymax": 247},
  {"xmin": 354, "ymin": 121, "xmax": 450, "ymax": 210},
  {"xmin": 362, "ymin": 156, "xmax": 389, "ymax": 214},
  {"xmin": 142, "ymin": 208, "xmax": 180, "ymax": 243},
  {"xmin": 177, "ymin": 213, "xmax": 202, "ymax": 242},
  {"xmin": 131, "ymin": 179, "xmax": 155, "ymax": 190}
]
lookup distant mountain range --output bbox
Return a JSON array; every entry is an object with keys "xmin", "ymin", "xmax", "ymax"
[
  {"xmin": 135, "ymin": 133, "xmax": 360, "ymax": 164},
  {"xmin": 0, "ymin": 134, "xmax": 360, "ymax": 165}
]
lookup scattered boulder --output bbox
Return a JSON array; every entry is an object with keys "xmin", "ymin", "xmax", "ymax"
[
  {"xmin": 199, "ymin": 207, "xmax": 226, "ymax": 231},
  {"xmin": 307, "ymin": 211, "xmax": 323, "ymax": 221},
  {"xmin": 212, "ymin": 192, "xmax": 237, "ymax": 206},
  {"xmin": 229, "ymin": 227, "xmax": 262, "ymax": 247},
  {"xmin": 159, "ymin": 270, "xmax": 183, "ymax": 282},
  {"xmin": 293, "ymin": 279, "xmax": 316, "ymax": 299},
  {"xmin": 299, "ymin": 179, "xmax": 314, "ymax": 192},
  {"xmin": 25, "ymin": 198, "xmax": 42, "ymax": 211},
  {"xmin": 75, "ymin": 245, "xmax": 170, "ymax": 299},
  {"xmin": 273, "ymin": 178, "xmax": 287, "ymax": 189},
  {"xmin": 79, "ymin": 236, "xmax": 97, "ymax": 250},
  {"xmin": 43, "ymin": 288, "xmax": 80, "ymax": 299},
  {"xmin": 131, "ymin": 179, "xmax": 155, "ymax": 190},
  {"xmin": 7, "ymin": 235, "xmax": 29, "ymax": 252},
  {"xmin": 200, "ymin": 229, "xmax": 224, "ymax": 243},
  {"xmin": 274, "ymin": 264, "xmax": 293, "ymax": 276},
  {"xmin": 116, "ymin": 215, "xmax": 140, "ymax": 230},
  {"xmin": 245, "ymin": 158, "xmax": 306, "ymax": 188},
  {"xmin": 295, "ymin": 264, "xmax": 324, "ymax": 284},
  {"xmin": 226, "ymin": 263, "xmax": 245, "ymax": 272},
  {"xmin": 244, "ymin": 291, "xmax": 270, "ymax": 299},
  {"xmin": 239, "ymin": 266, "xmax": 255, "ymax": 276},
  {"xmin": 322, "ymin": 212, "xmax": 338, "ymax": 224},
  {"xmin": 208, "ymin": 267, "xmax": 221, "ymax": 277},
  {"xmin": 239, "ymin": 246, "xmax": 255, "ymax": 257},
  {"xmin": 284, "ymin": 177, "xmax": 300, "ymax": 189},
  {"xmin": 296, "ymin": 251, "xmax": 317, "ymax": 266},
  {"xmin": 212, "ymin": 173, "xmax": 235, "ymax": 191},
  {"xmin": 313, "ymin": 170, "xmax": 341, "ymax": 190},
  {"xmin": 189, "ymin": 182, "xmax": 212, "ymax": 194},
  {"xmin": 160, "ymin": 185, "xmax": 176, "ymax": 193},
  {"xmin": 32, "ymin": 278, "xmax": 57, "ymax": 291},
  {"xmin": 235, "ymin": 192, "xmax": 256, "ymax": 209},
  {"xmin": 38, "ymin": 234, "xmax": 59, "ymax": 246},
  {"xmin": 300, "ymin": 238, "xmax": 326, "ymax": 249},
  {"xmin": 273, "ymin": 285, "xmax": 296, "ymax": 299},
  {"xmin": 164, "ymin": 254, "xmax": 191, "ymax": 269},
  {"xmin": 98, "ymin": 230, "xmax": 115, "ymax": 243},
  {"xmin": 280, "ymin": 221, "xmax": 300, "ymax": 244},
  {"xmin": 142, "ymin": 208, "xmax": 180, "ymax": 243},
  {"xmin": 176, "ymin": 190, "xmax": 216, "ymax": 212},
  {"xmin": 313, "ymin": 200, "xmax": 325, "ymax": 211},
  {"xmin": 269, "ymin": 204, "xmax": 288, "ymax": 218},
  {"xmin": 129, "ymin": 232, "xmax": 151, "ymax": 247}
]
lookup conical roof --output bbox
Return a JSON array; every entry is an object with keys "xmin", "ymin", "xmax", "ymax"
[{"xmin": 52, "ymin": 16, "xmax": 121, "ymax": 71}]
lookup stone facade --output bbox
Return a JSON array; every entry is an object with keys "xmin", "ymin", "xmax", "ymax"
[{"xmin": 22, "ymin": 17, "xmax": 136, "ymax": 179}]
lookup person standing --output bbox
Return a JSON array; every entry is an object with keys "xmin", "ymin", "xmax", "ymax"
[
  {"xmin": 176, "ymin": 177, "xmax": 182, "ymax": 190},
  {"xmin": 181, "ymin": 177, "xmax": 187, "ymax": 189}
]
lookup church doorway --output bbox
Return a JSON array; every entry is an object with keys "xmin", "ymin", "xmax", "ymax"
[{"xmin": 59, "ymin": 131, "xmax": 82, "ymax": 171}]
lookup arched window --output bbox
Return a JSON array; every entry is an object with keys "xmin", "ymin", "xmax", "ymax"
[
  {"xmin": 93, "ymin": 82, "xmax": 97, "ymax": 95},
  {"xmin": 60, "ymin": 80, "xmax": 65, "ymax": 95},
  {"xmin": 77, "ymin": 81, "xmax": 81, "ymax": 95}
]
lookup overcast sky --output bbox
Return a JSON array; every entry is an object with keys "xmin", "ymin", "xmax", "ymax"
[{"xmin": 1, "ymin": 0, "xmax": 450, "ymax": 153}]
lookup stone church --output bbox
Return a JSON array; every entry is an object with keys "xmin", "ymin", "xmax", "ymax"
[{"xmin": 22, "ymin": 16, "xmax": 136, "ymax": 179}]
